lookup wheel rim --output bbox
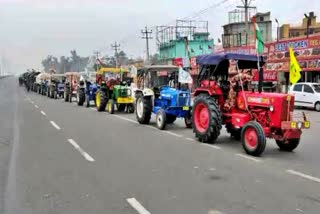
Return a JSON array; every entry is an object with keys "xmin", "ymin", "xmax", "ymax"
[
  {"xmin": 96, "ymin": 92, "xmax": 101, "ymax": 107},
  {"xmin": 136, "ymin": 98, "xmax": 143, "ymax": 118},
  {"xmin": 244, "ymin": 127, "xmax": 258, "ymax": 149},
  {"xmin": 316, "ymin": 103, "xmax": 320, "ymax": 111},
  {"xmin": 194, "ymin": 103, "xmax": 209, "ymax": 133},
  {"xmin": 108, "ymin": 102, "xmax": 112, "ymax": 112}
]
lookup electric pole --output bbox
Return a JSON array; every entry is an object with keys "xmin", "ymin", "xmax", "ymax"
[
  {"xmin": 237, "ymin": 0, "xmax": 256, "ymax": 44},
  {"xmin": 93, "ymin": 51, "xmax": 100, "ymax": 72},
  {"xmin": 111, "ymin": 42, "xmax": 120, "ymax": 68},
  {"xmin": 141, "ymin": 26, "xmax": 153, "ymax": 63}
]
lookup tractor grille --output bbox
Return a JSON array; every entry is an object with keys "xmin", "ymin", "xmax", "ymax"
[
  {"xmin": 178, "ymin": 93, "xmax": 189, "ymax": 107},
  {"xmin": 120, "ymin": 89, "xmax": 129, "ymax": 97}
]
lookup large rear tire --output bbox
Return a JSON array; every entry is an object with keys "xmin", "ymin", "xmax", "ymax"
[
  {"xmin": 96, "ymin": 90, "xmax": 107, "ymax": 112},
  {"xmin": 107, "ymin": 99, "xmax": 115, "ymax": 114},
  {"xmin": 135, "ymin": 94, "xmax": 152, "ymax": 124},
  {"xmin": 77, "ymin": 89, "xmax": 85, "ymax": 106},
  {"xmin": 276, "ymin": 139, "xmax": 300, "ymax": 152},
  {"xmin": 241, "ymin": 121, "xmax": 266, "ymax": 156},
  {"xmin": 192, "ymin": 96, "xmax": 222, "ymax": 144}
]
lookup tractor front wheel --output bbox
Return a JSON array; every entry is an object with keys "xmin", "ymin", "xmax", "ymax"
[
  {"xmin": 127, "ymin": 104, "xmax": 135, "ymax": 113},
  {"xmin": 96, "ymin": 90, "xmax": 107, "ymax": 112},
  {"xmin": 107, "ymin": 99, "xmax": 115, "ymax": 114},
  {"xmin": 276, "ymin": 139, "xmax": 300, "ymax": 152},
  {"xmin": 156, "ymin": 109, "xmax": 167, "ymax": 130},
  {"xmin": 135, "ymin": 94, "xmax": 152, "ymax": 124},
  {"xmin": 64, "ymin": 90, "xmax": 69, "ymax": 102},
  {"xmin": 241, "ymin": 121, "xmax": 266, "ymax": 156},
  {"xmin": 77, "ymin": 89, "xmax": 85, "ymax": 106},
  {"xmin": 192, "ymin": 96, "xmax": 222, "ymax": 144},
  {"xmin": 117, "ymin": 104, "xmax": 126, "ymax": 112},
  {"xmin": 185, "ymin": 111, "xmax": 192, "ymax": 128}
]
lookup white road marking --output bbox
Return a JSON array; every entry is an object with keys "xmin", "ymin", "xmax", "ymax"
[
  {"xmin": 208, "ymin": 210, "xmax": 226, "ymax": 214},
  {"xmin": 67, "ymin": 139, "xmax": 95, "ymax": 162},
  {"xmin": 40, "ymin": 111, "xmax": 46, "ymax": 116},
  {"xmin": 236, "ymin": 154, "xmax": 261, "ymax": 163},
  {"xmin": 164, "ymin": 131, "xmax": 182, "ymax": 138},
  {"xmin": 34, "ymin": 105, "xmax": 39, "ymax": 109},
  {"xmin": 113, "ymin": 115, "xmax": 138, "ymax": 124},
  {"xmin": 286, "ymin": 169, "xmax": 320, "ymax": 183},
  {"xmin": 50, "ymin": 121, "xmax": 61, "ymax": 130},
  {"xmin": 202, "ymin": 143, "xmax": 222, "ymax": 150},
  {"xmin": 126, "ymin": 198, "xmax": 151, "ymax": 214},
  {"xmin": 185, "ymin": 137, "xmax": 194, "ymax": 141}
]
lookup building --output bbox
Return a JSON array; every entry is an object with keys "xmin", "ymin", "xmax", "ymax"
[
  {"xmin": 156, "ymin": 20, "xmax": 214, "ymax": 68},
  {"xmin": 222, "ymin": 9, "xmax": 272, "ymax": 48},
  {"xmin": 280, "ymin": 12, "xmax": 320, "ymax": 39}
]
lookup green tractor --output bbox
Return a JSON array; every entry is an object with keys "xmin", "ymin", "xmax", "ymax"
[{"xmin": 95, "ymin": 67, "xmax": 135, "ymax": 114}]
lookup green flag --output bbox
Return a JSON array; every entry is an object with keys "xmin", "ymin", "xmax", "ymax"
[{"xmin": 251, "ymin": 16, "xmax": 264, "ymax": 55}]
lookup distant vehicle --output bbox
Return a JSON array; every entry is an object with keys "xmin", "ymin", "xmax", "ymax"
[{"xmin": 289, "ymin": 82, "xmax": 320, "ymax": 112}]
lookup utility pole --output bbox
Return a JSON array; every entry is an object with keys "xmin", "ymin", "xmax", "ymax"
[
  {"xmin": 141, "ymin": 26, "xmax": 153, "ymax": 63},
  {"xmin": 111, "ymin": 42, "xmax": 120, "ymax": 68},
  {"xmin": 237, "ymin": 0, "xmax": 256, "ymax": 45},
  {"xmin": 93, "ymin": 51, "xmax": 100, "ymax": 72}
]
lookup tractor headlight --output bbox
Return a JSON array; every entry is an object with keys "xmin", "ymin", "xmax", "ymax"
[
  {"xmin": 127, "ymin": 89, "xmax": 132, "ymax": 96},
  {"xmin": 269, "ymin": 105, "xmax": 274, "ymax": 112},
  {"xmin": 297, "ymin": 122, "xmax": 303, "ymax": 129}
]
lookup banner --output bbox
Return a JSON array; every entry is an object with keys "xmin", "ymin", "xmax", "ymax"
[{"xmin": 178, "ymin": 67, "xmax": 193, "ymax": 84}]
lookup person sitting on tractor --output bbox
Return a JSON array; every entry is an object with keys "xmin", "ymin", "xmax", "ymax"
[{"xmin": 223, "ymin": 69, "xmax": 252, "ymax": 111}]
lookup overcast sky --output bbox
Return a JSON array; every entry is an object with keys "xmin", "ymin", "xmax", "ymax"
[{"xmin": 0, "ymin": 0, "xmax": 319, "ymax": 73}]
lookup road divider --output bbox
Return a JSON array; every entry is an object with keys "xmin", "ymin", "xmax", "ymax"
[
  {"xmin": 67, "ymin": 139, "xmax": 95, "ymax": 162},
  {"xmin": 126, "ymin": 198, "xmax": 151, "ymax": 214},
  {"xmin": 50, "ymin": 121, "xmax": 61, "ymax": 130},
  {"xmin": 286, "ymin": 169, "xmax": 320, "ymax": 183}
]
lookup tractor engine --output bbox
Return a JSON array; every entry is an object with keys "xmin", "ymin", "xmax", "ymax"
[{"xmin": 236, "ymin": 91, "xmax": 309, "ymax": 138}]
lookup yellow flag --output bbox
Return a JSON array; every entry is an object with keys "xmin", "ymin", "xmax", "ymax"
[{"xmin": 289, "ymin": 47, "xmax": 301, "ymax": 84}]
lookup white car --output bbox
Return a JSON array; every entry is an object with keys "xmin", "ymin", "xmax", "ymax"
[{"xmin": 289, "ymin": 82, "xmax": 320, "ymax": 112}]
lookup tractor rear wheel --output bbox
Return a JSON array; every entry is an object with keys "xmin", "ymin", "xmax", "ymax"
[
  {"xmin": 117, "ymin": 104, "xmax": 126, "ymax": 112},
  {"xmin": 241, "ymin": 121, "xmax": 266, "ymax": 156},
  {"xmin": 192, "ymin": 96, "xmax": 222, "ymax": 144},
  {"xmin": 77, "ymin": 89, "xmax": 85, "ymax": 106},
  {"xmin": 96, "ymin": 90, "xmax": 107, "ymax": 112},
  {"xmin": 166, "ymin": 115, "xmax": 176, "ymax": 124},
  {"xmin": 107, "ymin": 99, "xmax": 115, "ymax": 114},
  {"xmin": 135, "ymin": 94, "xmax": 152, "ymax": 124},
  {"xmin": 276, "ymin": 139, "xmax": 300, "ymax": 152},
  {"xmin": 156, "ymin": 109, "xmax": 167, "ymax": 130},
  {"xmin": 85, "ymin": 94, "xmax": 90, "ymax": 108}
]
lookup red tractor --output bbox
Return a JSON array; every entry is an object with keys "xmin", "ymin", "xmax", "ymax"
[{"xmin": 192, "ymin": 53, "xmax": 310, "ymax": 156}]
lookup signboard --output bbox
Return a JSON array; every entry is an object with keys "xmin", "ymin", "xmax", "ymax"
[{"xmin": 265, "ymin": 35, "xmax": 320, "ymax": 72}]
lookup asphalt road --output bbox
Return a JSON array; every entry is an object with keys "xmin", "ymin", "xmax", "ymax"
[{"xmin": 1, "ymin": 77, "xmax": 320, "ymax": 214}]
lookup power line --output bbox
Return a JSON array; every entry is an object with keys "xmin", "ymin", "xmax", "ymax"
[{"xmin": 141, "ymin": 26, "xmax": 153, "ymax": 63}]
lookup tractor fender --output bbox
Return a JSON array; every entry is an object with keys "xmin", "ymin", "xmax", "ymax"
[{"xmin": 193, "ymin": 89, "xmax": 211, "ymax": 97}]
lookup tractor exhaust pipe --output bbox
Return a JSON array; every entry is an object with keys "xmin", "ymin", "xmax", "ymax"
[{"xmin": 258, "ymin": 66, "xmax": 263, "ymax": 93}]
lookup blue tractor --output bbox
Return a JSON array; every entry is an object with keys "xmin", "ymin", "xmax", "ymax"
[
  {"xmin": 135, "ymin": 65, "xmax": 193, "ymax": 130},
  {"xmin": 84, "ymin": 72, "xmax": 98, "ymax": 108}
]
